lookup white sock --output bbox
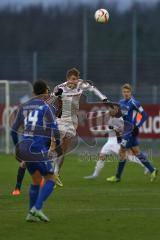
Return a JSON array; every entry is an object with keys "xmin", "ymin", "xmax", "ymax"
[
  {"xmin": 127, "ymin": 154, "xmax": 143, "ymax": 167},
  {"xmin": 54, "ymin": 156, "xmax": 64, "ymax": 175},
  {"xmin": 54, "ymin": 162, "xmax": 60, "ymax": 175},
  {"xmin": 93, "ymin": 160, "xmax": 105, "ymax": 177}
]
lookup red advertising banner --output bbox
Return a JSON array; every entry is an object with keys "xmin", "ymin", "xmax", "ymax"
[
  {"xmin": 139, "ymin": 105, "xmax": 160, "ymax": 139},
  {"xmin": 77, "ymin": 104, "xmax": 160, "ymax": 139},
  {"xmin": 0, "ymin": 103, "xmax": 160, "ymax": 139}
]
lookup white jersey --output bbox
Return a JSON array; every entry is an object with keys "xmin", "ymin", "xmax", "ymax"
[
  {"xmin": 52, "ymin": 79, "xmax": 106, "ymax": 138},
  {"xmin": 107, "ymin": 117, "xmax": 124, "ymax": 141},
  {"xmin": 54, "ymin": 79, "xmax": 106, "ymax": 119},
  {"xmin": 101, "ymin": 117, "xmax": 124, "ymax": 155},
  {"xmin": 100, "ymin": 116, "xmax": 142, "ymax": 166}
]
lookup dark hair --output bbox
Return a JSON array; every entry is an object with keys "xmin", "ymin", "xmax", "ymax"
[
  {"xmin": 66, "ymin": 68, "xmax": 80, "ymax": 79},
  {"xmin": 33, "ymin": 80, "xmax": 48, "ymax": 95}
]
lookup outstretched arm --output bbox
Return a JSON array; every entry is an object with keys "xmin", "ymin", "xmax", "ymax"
[{"xmin": 80, "ymin": 80, "xmax": 108, "ymax": 101}]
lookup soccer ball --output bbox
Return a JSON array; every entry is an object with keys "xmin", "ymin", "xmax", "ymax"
[{"xmin": 94, "ymin": 9, "xmax": 109, "ymax": 23}]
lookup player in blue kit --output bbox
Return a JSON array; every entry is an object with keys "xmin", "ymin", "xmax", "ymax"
[
  {"xmin": 11, "ymin": 80, "xmax": 62, "ymax": 222},
  {"xmin": 107, "ymin": 83, "xmax": 158, "ymax": 183}
]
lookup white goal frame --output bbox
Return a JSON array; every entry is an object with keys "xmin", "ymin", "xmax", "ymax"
[{"xmin": 0, "ymin": 80, "xmax": 32, "ymax": 154}]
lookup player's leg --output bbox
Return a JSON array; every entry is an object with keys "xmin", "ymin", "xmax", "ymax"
[
  {"xmin": 54, "ymin": 118, "xmax": 66, "ymax": 176},
  {"xmin": 29, "ymin": 171, "xmax": 42, "ymax": 209},
  {"xmin": 54, "ymin": 133, "xmax": 77, "ymax": 173},
  {"xmin": 84, "ymin": 153, "xmax": 106, "ymax": 179},
  {"xmin": 85, "ymin": 142, "xmax": 121, "ymax": 180},
  {"xmin": 26, "ymin": 166, "xmax": 42, "ymax": 222},
  {"xmin": 12, "ymin": 161, "xmax": 26, "ymax": 196},
  {"xmin": 93, "ymin": 153, "xmax": 106, "ymax": 177},
  {"xmin": 127, "ymin": 151, "xmax": 150, "ymax": 174},
  {"xmin": 54, "ymin": 136, "xmax": 69, "ymax": 187},
  {"xmin": 54, "ymin": 137, "xmax": 67, "ymax": 175},
  {"xmin": 84, "ymin": 142, "xmax": 118, "ymax": 179},
  {"xmin": 31, "ymin": 174, "xmax": 55, "ymax": 222},
  {"xmin": 54, "ymin": 135, "xmax": 77, "ymax": 186},
  {"xmin": 115, "ymin": 147, "xmax": 127, "ymax": 180},
  {"xmin": 92, "ymin": 143, "xmax": 120, "ymax": 178},
  {"xmin": 27, "ymin": 161, "xmax": 55, "ymax": 222},
  {"xmin": 131, "ymin": 146, "xmax": 158, "ymax": 182},
  {"xmin": 107, "ymin": 146, "xmax": 127, "ymax": 182},
  {"xmin": 127, "ymin": 151, "xmax": 143, "ymax": 166},
  {"xmin": 107, "ymin": 135, "xmax": 146, "ymax": 182}
]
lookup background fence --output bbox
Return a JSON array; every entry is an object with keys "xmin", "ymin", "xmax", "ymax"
[
  {"xmin": 0, "ymin": 52, "xmax": 160, "ymax": 104},
  {"xmin": 0, "ymin": 4, "xmax": 160, "ymax": 98}
]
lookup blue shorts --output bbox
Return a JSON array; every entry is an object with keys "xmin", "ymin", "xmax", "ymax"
[
  {"xmin": 16, "ymin": 139, "xmax": 49, "ymax": 163},
  {"xmin": 121, "ymin": 133, "xmax": 139, "ymax": 149},
  {"xmin": 26, "ymin": 161, "xmax": 54, "ymax": 176},
  {"xmin": 122, "ymin": 134, "xmax": 139, "ymax": 149},
  {"xmin": 15, "ymin": 139, "xmax": 54, "ymax": 176}
]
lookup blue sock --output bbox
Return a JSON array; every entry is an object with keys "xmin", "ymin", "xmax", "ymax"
[
  {"xmin": 137, "ymin": 153, "xmax": 154, "ymax": 173},
  {"xmin": 16, "ymin": 167, "xmax": 26, "ymax": 190},
  {"xmin": 116, "ymin": 160, "xmax": 126, "ymax": 179},
  {"xmin": 35, "ymin": 180, "xmax": 54, "ymax": 210},
  {"xmin": 29, "ymin": 184, "xmax": 40, "ymax": 209}
]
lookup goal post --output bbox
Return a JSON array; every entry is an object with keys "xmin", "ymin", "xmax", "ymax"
[{"xmin": 0, "ymin": 80, "xmax": 32, "ymax": 154}]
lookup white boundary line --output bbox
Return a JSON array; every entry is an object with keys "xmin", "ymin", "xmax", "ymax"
[{"xmin": 1, "ymin": 207, "xmax": 160, "ymax": 213}]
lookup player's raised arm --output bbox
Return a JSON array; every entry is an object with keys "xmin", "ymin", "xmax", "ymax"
[{"xmin": 80, "ymin": 80, "xmax": 108, "ymax": 102}]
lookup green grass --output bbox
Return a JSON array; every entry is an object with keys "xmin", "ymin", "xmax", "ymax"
[{"xmin": 0, "ymin": 153, "xmax": 160, "ymax": 240}]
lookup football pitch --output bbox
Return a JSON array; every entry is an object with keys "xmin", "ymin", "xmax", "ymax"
[{"xmin": 0, "ymin": 153, "xmax": 160, "ymax": 240}]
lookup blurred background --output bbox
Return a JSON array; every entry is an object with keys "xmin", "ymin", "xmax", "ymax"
[
  {"xmin": 0, "ymin": 0, "xmax": 160, "ymax": 154},
  {"xmin": 0, "ymin": 0, "xmax": 160, "ymax": 101}
]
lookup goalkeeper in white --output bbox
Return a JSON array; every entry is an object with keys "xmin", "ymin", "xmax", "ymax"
[
  {"xmin": 84, "ymin": 105, "xmax": 145, "ymax": 179},
  {"xmin": 50, "ymin": 68, "xmax": 108, "ymax": 186}
]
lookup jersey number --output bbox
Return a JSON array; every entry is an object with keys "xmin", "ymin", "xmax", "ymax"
[{"xmin": 24, "ymin": 110, "xmax": 39, "ymax": 131}]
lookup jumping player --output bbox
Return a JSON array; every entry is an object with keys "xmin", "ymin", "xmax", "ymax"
[{"xmin": 51, "ymin": 68, "xmax": 109, "ymax": 186}]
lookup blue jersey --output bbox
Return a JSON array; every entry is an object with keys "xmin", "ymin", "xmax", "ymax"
[
  {"xmin": 119, "ymin": 97, "xmax": 148, "ymax": 128},
  {"xmin": 11, "ymin": 97, "xmax": 59, "ymax": 153},
  {"xmin": 119, "ymin": 97, "xmax": 148, "ymax": 148}
]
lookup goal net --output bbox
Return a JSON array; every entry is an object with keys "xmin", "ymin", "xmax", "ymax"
[{"xmin": 0, "ymin": 80, "xmax": 32, "ymax": 153}]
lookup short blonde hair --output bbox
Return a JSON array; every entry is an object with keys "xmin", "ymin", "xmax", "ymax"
[{"xmin": 121, "ymin": 83, "xmax": 132, "ymax": 92}]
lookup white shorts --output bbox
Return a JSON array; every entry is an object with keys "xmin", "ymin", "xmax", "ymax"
[
  {"xmin": 100, "ymin": 140, "xmax": 120, "ymax": 155},
  {"xmin": 57, "ymin": 118, "xmax": 77, "ymax": 139}
]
